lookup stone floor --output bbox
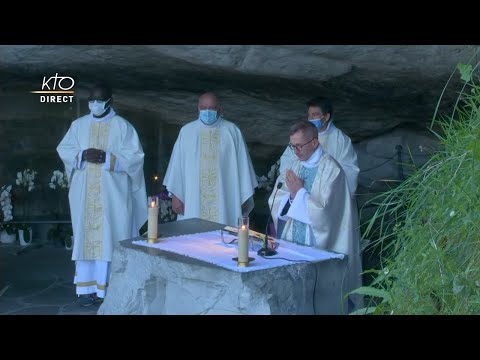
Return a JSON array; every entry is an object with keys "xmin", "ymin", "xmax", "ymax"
[{"xmin": 0, "ymin": 242, "xmax": 99, "ymax": 315}]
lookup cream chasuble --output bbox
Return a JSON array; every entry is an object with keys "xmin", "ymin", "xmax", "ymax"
[
  {"xmin": 163, "ymin": 117, "xmax": 258, "ymax": 227},
  {"xmin": 270, "ymin": 147, "xmax": 363, "ymax": 311},
  {"xmin": 57, "ymin": 111, "xmax": 148, "ymax": 263}
]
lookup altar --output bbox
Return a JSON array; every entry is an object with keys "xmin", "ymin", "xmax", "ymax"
[{"xmin": 97, "ymin": 218, "xmax": 349, "ymax": 315}]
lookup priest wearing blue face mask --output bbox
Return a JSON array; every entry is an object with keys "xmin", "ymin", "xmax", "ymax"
[
  {"xmin": 163, "ymin": 92, "xmax": 258, "ymax": 227},
  {"xmin": 56, "ymin": 81, "xmax": 147, "ymax": 306},
  {"xmin": 279, "ymin": 97, "xmax": 359, "ymax": 197}
]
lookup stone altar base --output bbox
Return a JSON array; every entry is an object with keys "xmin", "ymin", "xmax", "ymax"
[{"xmin": 98, "ymin": 218, "xmax": 348, "ymax": 315}]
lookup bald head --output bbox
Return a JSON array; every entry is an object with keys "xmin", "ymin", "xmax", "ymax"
[{"xmin": 198, "ymin": 92, "xmax": 219, "ymax": 111}]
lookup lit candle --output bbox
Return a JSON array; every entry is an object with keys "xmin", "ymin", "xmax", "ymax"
[
  {"xmin": 147, "ymin": 197, "xmax": 159, "ymax": 243},
  {"xmin": 238, "ymin": 216, "xmax": 249, "ymax": 266}
]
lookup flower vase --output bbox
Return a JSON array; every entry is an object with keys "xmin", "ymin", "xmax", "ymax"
[
  {"xmin": 18, "ymin": 229, "xmax": 33, "ymax": 246},
  {"xmin": 65, "ymin": 235, "xmax": 74, "ymax": 251},
  {"xmin": 0, "ymin": 230, "xmax": 16, "ymax": 244}
]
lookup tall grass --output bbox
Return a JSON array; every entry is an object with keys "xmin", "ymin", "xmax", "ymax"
[{"xmin": 354, "ymin": 57, "xmax": 480, "ymax": 315}]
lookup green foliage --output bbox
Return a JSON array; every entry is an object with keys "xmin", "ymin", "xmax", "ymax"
[
  {"xmin": 47, "ymin": 224, "xmax": 73, "ymax": 247},
  {"xmin": 0, "ymin": 222, "xmax": 17, "ymax": 235},
  {"xmin": 458, "ymin": 63, "xmax": 473, "ymax": 83},
  {"xmin": 359, "ymin": 54, "xmax": 480, "ymax": 315}
]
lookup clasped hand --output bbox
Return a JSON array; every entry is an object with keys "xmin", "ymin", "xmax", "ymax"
[
  {"xmin": 286, "ymin": 170, "xmax": 304, "ymax": 199},
  {"xmin": 171, "ymin": 194, "xmax": 185, "ymax": 215},
  {"xmin": 82, "ymin": 148, "xmax": 106, "ymax": 164}
]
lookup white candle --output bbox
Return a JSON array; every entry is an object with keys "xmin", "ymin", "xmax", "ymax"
[
  {"xmin": 147, "ymin": 198, "xmax": 159, "ymax": 243},
  {"xmin": 238, "ymin": 224, "xmax": 249, "ymax": 263}
]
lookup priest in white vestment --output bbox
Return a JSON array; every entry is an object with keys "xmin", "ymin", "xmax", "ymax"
[
  {"xmin": 269, "ymin": 121, "xmax": 363, "ymax": 313},
  {"xmin": 279, "ymin": 97, "xmax": 359, "ymax": 196},
  {"xmin": 57, "ymin": 82, "xmax": 147, "ymax": 306},
  {"xmin": 163, "ymin": 92, "xmax": 258, "ymax": 227}
]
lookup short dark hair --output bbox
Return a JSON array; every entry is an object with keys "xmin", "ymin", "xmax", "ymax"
[
  {"xmin": 306, "ymin": 96, "xmax": 333, "ymax": 116},
  {"xmin": 289, "ymin": 121, "xmax": 318, "ymax": 140},
  {"xmin": 89, "ymin": 81, "xmax": 113, "ymax": 101}
]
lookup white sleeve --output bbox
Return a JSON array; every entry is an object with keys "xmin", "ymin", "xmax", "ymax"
[
  {"xmin": 286, "ymin": 188, "xmax": 312, "ymax": 225},
  {"xmin": 76, "ymin": 151, "xmax": 86, "ymax": 170}
]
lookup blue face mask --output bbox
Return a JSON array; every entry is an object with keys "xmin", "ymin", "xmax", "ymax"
[
  {"xmin": 89, "ymin": 99, "xmax": 110, "ymax": 117},
  {"xmin": 199, "ymin": 110, "xmax": 218, "ymax": 125},
  {"xmin": 309, "ymin": 118, "xmax": 323, "ymax": 129}
]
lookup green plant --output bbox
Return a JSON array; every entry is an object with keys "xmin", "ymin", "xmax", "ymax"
[
  {"xmin": 47, "ymin": 224, "xmax": 73, "ymax": 247},
  {"xmin": 358, "ymin": 52, "xmax": 480, "ymax": 315},
  {"xmin": 0, "ymin": 222, "xmax": 17, "ymax": 235}
]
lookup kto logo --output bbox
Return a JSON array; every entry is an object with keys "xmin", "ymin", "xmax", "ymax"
[{"xmin": 31, "ymin": 73, "xmax": 75, "ymax": 103}]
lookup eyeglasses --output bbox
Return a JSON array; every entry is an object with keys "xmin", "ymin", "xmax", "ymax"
[{"xmin": 288, "ymin": 138, "xmax": 315, "ymax": 151}]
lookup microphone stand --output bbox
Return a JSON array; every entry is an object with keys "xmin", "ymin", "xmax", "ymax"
[{"xmin": 257, "ymin": 182, "xmax": 282, "ymax": 256}]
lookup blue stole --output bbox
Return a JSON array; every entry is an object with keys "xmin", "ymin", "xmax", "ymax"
[{"xmin": 291, "ymin": 165, "xmax": 318, "ymax": 244}]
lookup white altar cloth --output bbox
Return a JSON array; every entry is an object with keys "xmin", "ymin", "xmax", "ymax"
[{"xmin": 132, "ymin": 230, "xmax": 344, "ymax": 273}]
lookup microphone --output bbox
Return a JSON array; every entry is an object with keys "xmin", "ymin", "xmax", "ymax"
[{"xmin": 258, "ymin": 181, "xmax": 283, "ymax": 256}]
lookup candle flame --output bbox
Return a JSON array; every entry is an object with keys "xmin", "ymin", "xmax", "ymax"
[
  {"xmin": 241, "ymin": 225, "xmax": 246, "ymax": 230},
  {"xmin": 151, "ymin": 200, "xmax": 156, "ymax": 208}
]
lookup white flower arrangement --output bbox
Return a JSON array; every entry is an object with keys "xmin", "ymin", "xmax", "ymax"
[
  {"xmin": 0, "ymin": 185, "xmax": 13, "ymax": 222},
  {"xmin": 16, "ymin": 169, "xmax": 38, "ymax": 192},
  {"xmin": 159, "ymin": 197, "xmax": 176, "ymax": 223},
  {"xmin": 148, "ymin": 193, "xmax": 176, "ymax": 223},
  {"xmin": 49, "ymin": 170, "xmax": 69, "ymax": 190},
  {"xmin": 256, "ymin": 159, "xmax": 281, "ymax": 192}
]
